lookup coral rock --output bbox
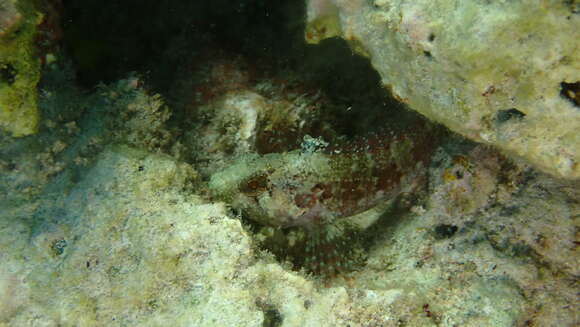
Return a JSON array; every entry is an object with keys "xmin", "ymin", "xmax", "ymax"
[
  {"xmin": 306, "ymin": 0, "xmax": 580, "ymax": 180},
  {"xmin": 0, "ymin": 0, "xmax": 42, "ymax": 137}
]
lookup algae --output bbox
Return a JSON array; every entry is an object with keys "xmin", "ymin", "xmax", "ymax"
[{"xmin": 0, "ymin": 0, "xmax": 42, "ymax": 137}]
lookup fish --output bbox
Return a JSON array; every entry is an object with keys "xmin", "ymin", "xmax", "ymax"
[{"xmin": 209, "ymin": 122, "xmax": 441, "ymax": 277}]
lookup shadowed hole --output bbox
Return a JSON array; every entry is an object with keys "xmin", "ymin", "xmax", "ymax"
[
  {"xmin": 560, "ymin": 81, "xmax": 579, "ymax": 107},
  {"xmin": 496, "ymin": 108, "xmax": 526, "ymax": 123},
  {"xmin": 0, "ymin": 63, "xmax": 16, "ymax": 85}
]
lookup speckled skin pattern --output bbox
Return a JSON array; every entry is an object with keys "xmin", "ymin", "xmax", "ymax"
[{"xmin": 209, "ymin": 123, "xmax": 439, "ymax": 229}]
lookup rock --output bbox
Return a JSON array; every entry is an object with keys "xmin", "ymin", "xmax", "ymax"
[
  {"xmin": 0, "ymin": 0, "xmax": 42, "ymax": 137},
  {"xmin": 306, "ymin": 0, "xmax": 580, "ymax": 180}
]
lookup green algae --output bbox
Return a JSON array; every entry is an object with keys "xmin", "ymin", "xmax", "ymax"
[{"xmin": 0, "ymin": 0, "xmax": 42, "ymax": 137}]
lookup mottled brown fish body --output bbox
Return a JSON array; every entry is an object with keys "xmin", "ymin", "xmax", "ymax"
[{"xmin": 209, "ymin": 127, "xmax": 438, "ymax": 228}]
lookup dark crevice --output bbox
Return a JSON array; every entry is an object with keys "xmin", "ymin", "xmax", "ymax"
[
  {"xmin": 434, "ymin": 224, "xmax": 458, "ymax": 240},
  {"xmin": 0, "ymin": 63, "xmax": 16, "ymax": 85},
  {"xmin": 255, "ymin": 300, "xmax": 283, "ymax": 327},
  {"xmin": 563, "ymin": 0, "xmax": 580, "ymax": 14},
  {"xmin": 560, "ymin": 81, "xmax": 579, "ymax": 107},
  {"xmin": 60, "ymin": 0, "xmax": 303, "ymax": 88},
  {"xmin": 56, "ymin": 0, "xmax": 424, "ymax": 142},
  {"xmin": 496, "ymin": 108, "xmax": 526, "ymax": 123}
]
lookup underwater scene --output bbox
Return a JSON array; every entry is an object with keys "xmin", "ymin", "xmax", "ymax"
[{"xmin": 0, "ymin": 0, "xmax": 578, "ymax": 326}]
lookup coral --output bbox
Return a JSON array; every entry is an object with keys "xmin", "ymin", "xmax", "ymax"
[
  {"xmin": 306, "ymin": 0, "xmax": 580, "ymax": 180},
  {"xmin": 305, "ymin": 0, "xmax": 342, "ymax": 44},
  {"xmin": 429, "ymin": 145, "xmax": 510, "ymax": 216},
  {"xmin": 0, "ymin": 0, "xmax": 43, "ymax": 136},
  {"xmin": 0, "ymin": 64, "xmax": 175, "ymax": 214},
  {"xmin": 35, "ymin": 0, "xmax": 64, "ymax": 67},
  {"xmin": 0, "ymin": 262, "xmax": 28, "ymax": 321},
  {"xmin": 97, "ymin": 75, "xmax": 174, "ymax": 153},
  {"xmin": 2, "ymin": 146, "xmax": 258, "ymax": 326},
  {"xmin": 354, "ymin": 148, "xmax": 578, "ymax": 326}
]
